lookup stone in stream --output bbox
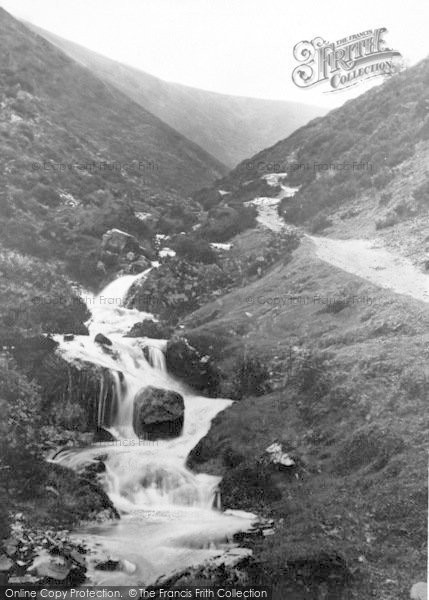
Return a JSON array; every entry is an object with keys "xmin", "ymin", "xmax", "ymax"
[
  {"xmin": 94, "ymin": 427, "xmax": 116, "ymax": 442},
  {"xmin": 126, "ymin": 318, "xmax": 171, "ymax": 339},
  {"xmin": 95, "ymin": 558, "xmax": 120, "ymax": 571},
  {"xmin": 133, "ymin": 386, "xmax": 184, "ymax": 439},
  {"xmin": 94, "ymin": 333, "xmax": 112, "ymax": 346},
  {"xmin": 95, "ymin": 558, "xmax": 136, "ymax": 574}
]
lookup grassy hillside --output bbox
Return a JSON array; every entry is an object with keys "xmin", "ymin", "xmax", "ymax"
[
  {"xmin": 177, "ymin": 231, "xmax": 427, "ymax": 598},
  {"xmin": 0, "ymin": 7, "xmax": 226, "ymax": 283},
  {"xmin": 26, "ymin": 23, "xmax": 326, "ymax": 168},
  {"xmin": 212, "ymin": 56, "xmax": 429, "ymax": 261}
]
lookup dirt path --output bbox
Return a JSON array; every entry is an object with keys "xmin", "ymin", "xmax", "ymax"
[
  {"xmin": 308, "ymin": 235, "xmax": 429, "ymax": 303},
  {"xmin": 247, "ymin": 179, "xmax": 429, "ymax": 304}
]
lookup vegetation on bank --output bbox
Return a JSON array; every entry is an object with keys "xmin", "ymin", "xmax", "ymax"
[
  {"xmin": 127, "ymin": 229, "xmax": 299, "ymax": 322},
  {"xmin": 175, "ymin": 235, "xmax": 428, "ymax": 599},
  {"xmin": 0, "ymin": 247, "xmax": 118, "ymax": 540}
]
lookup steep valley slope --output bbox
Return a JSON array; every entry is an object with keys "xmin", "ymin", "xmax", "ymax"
[
  {"xmin": 179, "ymin": 227, "xmax": 428, "ymax": 599},
  {"xmin": 25, "ymin": 23, "xmax": 326, "ymax": 168},
  {"xmin": 0, "ymin": 7, "xmax": 226, "ymax": 284}
]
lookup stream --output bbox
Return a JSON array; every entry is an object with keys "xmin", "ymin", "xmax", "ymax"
[{"xmin": 52, "ymin": 272, "xmax": 256, "ymax": 585}]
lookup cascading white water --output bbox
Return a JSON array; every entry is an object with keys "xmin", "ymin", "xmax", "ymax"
[
  {"xmin": 53, "ymin": 271, "xmax": 255, "ymax": 584},
  {"xmin": 146, "ymin": 340, "xmax": 167, "ymax": 372}
]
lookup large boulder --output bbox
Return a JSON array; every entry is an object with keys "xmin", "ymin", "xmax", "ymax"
[
  {"xmin": 264, "ymin": 442, "xmax": 296, "ymax": 469},
  {"xmin": 126, "ymin": 319, "xmax": 172, "ymax": 339},
  {"xmin": 94, "ymin": 333, "xmax": 112, "ymax": 346},
  {"xmin": 133, "ymin": 386, "xmax": 184, "ymax": 439},
  {"xmin": 125, "ymin": 256, "xmax": 151, "ymax": 274},
  {"xmin": 102, "ymin": 229, "xmax": 141, "ymax": 255},
  {"xmin": 166, "ymin": 337, "xmax": 220, "ymax": 396}
]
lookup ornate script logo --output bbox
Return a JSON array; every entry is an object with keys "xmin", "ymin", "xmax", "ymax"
[{"xmin": 292, "ymin": 28, "xmax": 402, "ymax": 92}]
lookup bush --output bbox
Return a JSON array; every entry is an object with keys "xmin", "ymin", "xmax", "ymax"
[
  {"xmin": 192, "ymin": 187, "xmax": 224, "ymax": 210},
  {"xmin": 379, "ymin": 191, "xmax": 392, "ymax": 206},
  {"xmin": 309, "ymin": 214, "xmax": 333, "ymax": 234},
  {"xmin": 372, "ymin": 168, "xmax": 394, "ymax": 190},
  {"xmin": 32, "ymin": 183, "xmax": 61, "ymax": 207},
  {"xmin": 333, "ymin": 425, "xmax": 405, "ymax": 475},
  {"xmin": 185, "ymin": 330, "xmax": 229, "ymax": 360},
  {"xmin": 126, "ymin": 319, "xmax": 172, "ymax": 339},
  {"xmin": 166, "ymin": 337, "xmax": 221, "ymax": 396},
  {"xmin": 222, "ymin": 447, "xmax": 245, "ymax": 468},
  {"xmin": 0, "ymin": 360, "xmax": 45, "ymax": 504},
  {"xmin": 220, "ymin": 460, "xmax": 281, "ymax": 511},
  {"xmin": 323, "ymin": 297, "xmax": 350, "ymax": 314},
  {"xmin": 198, "ymin": 204, "xmax": 257, "ymax": 242},
  {"xmin": 128, "ymin": 258, "xmax": 229, "ymax": 322},
  {"xmin": 412, "ymin": 180, "xmax": 429, "ymax": 204},
  {"xmin": 172, "ymin": 236, "xmax": 217, "ymax": 264},
  {"xmin": 375, "ymin": 212, "xmax": 398, "ymax": 230},
  {"xmin": 230, "ymin": 354, "xmax": 271, "ymax": 400}
]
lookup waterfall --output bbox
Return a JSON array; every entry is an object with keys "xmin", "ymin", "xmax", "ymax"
[
  {"xmin": 52, "ymin": 272, "xmax": 256, "ymax": 584},
  {"xmin": 97, "ymin": 369, "xmax": 122, "ymax": 429},
  {"xmin": 145, "ymin": 339, "xmax": 167, "ymax": 371}
]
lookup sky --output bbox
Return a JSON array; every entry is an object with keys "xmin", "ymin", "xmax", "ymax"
[{"xmin": 1, "ymin": 0, "xmax": 428, "ymax": 108}]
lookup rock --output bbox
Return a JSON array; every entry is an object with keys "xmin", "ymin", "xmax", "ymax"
[
  {"xmin": 263, "ymin": 528, "xmax": 275, "ymax": 536},
  {"xmin": 152, "ymin": 546, "xmax": 253, "ymax": 588},
  {"xmin": 94, "ymin": 427, "xmax": 116, "ymax": 442},
  {"xmin": 133, "ymin": 386, "xmax": 184, "ymax": 439},
  {"xmin": 126, "ymin": 256, "xmax": 151, "ymax": 274},
  {"xmin": 410, "ymin": 582, "xmax": 427, "ymax": 599},
  {"xmin": 29, "ymin": 550, "xmax": 71, "ymax": 580},
  {"xmin": 232, "ymin": 517, "xmax": 275, "ymax": 543},
  {"xmin": 94, "ymin": 333, "xmax": 112, "ymax": 346},
  {"xmin": 95, "ymin": 558, "xmax": 120, "ymax": 571},
  {"xmin": 166, "ymin": 337, "xmax": 220, "ymax": 396},
  {"xmin": 0, "ymin": 555, "xmax": 13, "ymax": 572},
  {"xmin": 102, "ymin": 229, "xmax": 141, "ymax": 255},
  {"xmin": 63, "ymin": 334, "xmax": 74, "ymax": 342},
  {"xmin": 126, "ymin": 319, "xmax": 171, "ymax": 339},
  {"xmin": 265, "ymin": 442, "xmax": 296, "ymax": 468},
  {"xmin": 120, "ymin": 559, "xmax": 136, "ymax": 574},
  {"xmin": 224, "ymin": 509, "xmax": 258, "ymax": 520},
  {"xmin": 42, "ymin": 462, "xmax": 119, "ymax": 524},
  {"xmin": 96, "ymin": 260, "xmax": 107, "ymax": 273},
  {"xmin": 8, "ymin": 575, "xmax": 39, "ymax": 584},
  {"xmin": 4, "ymin": 539, "xmax": 18, "ymax": 556}
]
